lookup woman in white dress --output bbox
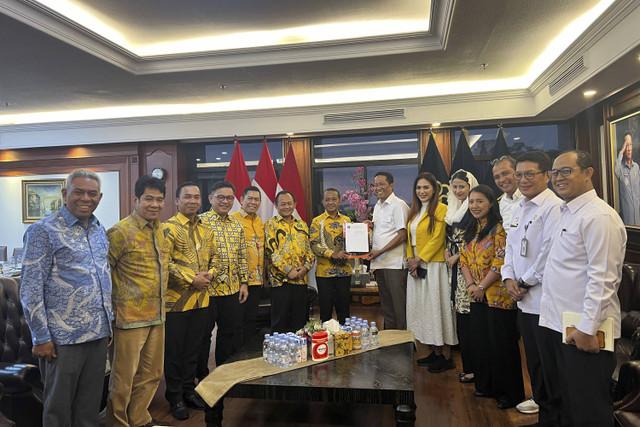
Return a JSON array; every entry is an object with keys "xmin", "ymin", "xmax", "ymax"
[
  {"xmin": 444, "ymin": 169, "xmax": 479, "ymax": 383},
  {"xmin": 406, "ymin": 172, "xmax": 458, "ymax": 373}
]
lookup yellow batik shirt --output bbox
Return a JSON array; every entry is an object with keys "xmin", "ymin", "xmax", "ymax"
[
  {"xmin": 265, "ymin": 215, "xmax": 315, "ymax": 287},
  {"xmin": 231, "ymin": 209, "xmax": 264, "ymax": 286},
  {"xmin": 107, "ymin": 209, "xmax": 169, "ymax": 329},
  {"xmin": 163, "ymin": 212, "xmax": 221, "ymax": 312},
  {"xmin": 200, "ymin": 210, "xmax": 249, "ymax": 296},
  {"xmin": 310, "ymin": 211, "xmax": 353, "ymax": 278}
]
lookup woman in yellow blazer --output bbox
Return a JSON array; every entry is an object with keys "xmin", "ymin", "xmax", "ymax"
[{"xmin": 406, "ymin": 172, "xmax": 458, "ymax": 373}]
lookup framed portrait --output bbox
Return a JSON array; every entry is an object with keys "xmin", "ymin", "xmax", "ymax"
[
  {"xmin": 22, "ymin": 179, "xmax": 65, "ymax": 223},
  {"xmin": 610, "ymin": 110, "xmax": 640, "ymax": 227}
]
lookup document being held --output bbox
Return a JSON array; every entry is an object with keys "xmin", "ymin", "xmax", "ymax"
[
  {"xmin": 562, "ymin": 312, "xmax": 614, "ymax": 352},
  {"xmin": 344, "ymin": 223, "xmax": 370, "ymax": 254}
]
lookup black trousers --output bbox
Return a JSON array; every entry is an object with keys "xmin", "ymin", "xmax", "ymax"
[
  {"xmin": 164, "ymin": 307, "xmax": 208, "ymax": 404},
  {"xmin": 470, "ymin": 303, "xmax": 524, "ymax": 405},
  {"xmin": 270, "ymin": 283, "xmax": 308, "ymax": 333},
  {"xmin": 538, "ymin": 326, "xmax": 616, "ymax": 427},
  {"xmin": 456, "ymin": 312, "xmax": 473, "ymax": 374},
  {"xmin": 240, "ymin": 285, "xmax": 262, "ymax": 346},
  {"xmin": 196, "ymin": 293, "xmax": 242, "ymax": 382},
  {"xmin": 519, "ymin": 310, "xmax": 551, "ymax": 425},
  {"xmin": 316, "ymin": 276, "xmax": 351, "ymax": 323}
]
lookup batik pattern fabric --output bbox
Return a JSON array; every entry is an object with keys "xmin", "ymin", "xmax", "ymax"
[
  {"xmin": 163, "ymin": 212, "xmax": 220, "ymax": 312},
  {"xmin": 200, "ymin": 210, "xmax": 249, "ymax": 296},
  {"xmin": 107, "ymin": 210, "xmax": 169, "ymax": 329},
  {"xmin": 459, "ymin": 220, "xmax": 515, "ymax": 310},
  {"xmin": 310, "ymin": 211, "xmax": 353, "ymax": 278},
  {"xmin": 265, "ymin": 215, "xmax": 315, "ymax": 287},
  {"xmin": 231, "ymin": 209, "xmax": 265, "ymax": 286},
  {"xmin": 20, "ymin": 205, "xmax": 113, "ymax": 345}
]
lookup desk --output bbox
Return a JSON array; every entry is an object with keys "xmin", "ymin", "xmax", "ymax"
[{"xmin": 221, "ymin": 340, "xmax": 416, "ymax": 426}]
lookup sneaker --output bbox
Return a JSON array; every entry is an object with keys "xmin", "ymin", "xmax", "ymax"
[
  {"xmin": 516, "ymin": 397, "xmax": 539, "ymax": 414},
  {"xmin": 416, "ymin": 352, "xmax": 439, "ymax": 366},
  {"xmin": 427, "ymin": 356, "xmax": 455, "ymax": 373},
  {"xmin": 170, "ymin": 401, "xmax": 190, "ymax": 420}
]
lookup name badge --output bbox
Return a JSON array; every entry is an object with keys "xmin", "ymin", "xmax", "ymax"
[{"xmin": 520, "ymin": 238, "xmax": 528, "ymax": 257}]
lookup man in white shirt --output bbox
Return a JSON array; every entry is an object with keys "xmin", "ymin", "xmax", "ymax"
[
  {"xmin": 367, "ymin": 172, "xmax": 409, "ymax": 330},
  {"xmin": 492, "ymin": 155, "xmax": 522, "ymax": 232},
  {"xmin": 502, "ymin": 151, "xmax": 562, "ymax": 424},
  {"xmin": 538, "ymin": 149, "xmax": 627, "ymax": 427}
]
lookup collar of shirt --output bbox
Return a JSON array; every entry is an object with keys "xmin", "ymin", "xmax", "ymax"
[
  {"xmin": 205, "ymin": 210, "xmax": 232, "ymax": 222},
  {"xmin": 504, "ymin": 188, "xmax": 522, "ymax": 202},
  {"xmin": 561, "ymin": 188, "xmax": 598, "ymax": 214},
  {"xmin": 321, "ymin": 210, "xmax": 346, "ymax": 221},
  {"xmin": 275, "ymin": 214, "xmax": 301, "ymax": 224},
  {"xmin": 519, "ymin": 188, "xmax": 555, "ymax": 209},
  {"xmin": 376, "ymin": 192, "xmax": 398, "ymax": 207},
  {"xmin": 176, "ymin": 211, "xmax": 201, "ymax": 226},
  {"xmin": 238, "ymin": 208, "xmax": 254, "ymax": 218},
  {"xmin": 59, "ymin": 205, "xmax": 99, "ymax": 229},
  {"xmin": 131, "ymin": 209, "xmax": 161, "ymax": 230}
]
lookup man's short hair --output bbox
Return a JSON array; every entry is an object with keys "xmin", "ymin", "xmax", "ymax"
[
  {"xmin": 209, "ymin": 181, "xmax": 235, "ymax": 195},
  {"xmin": 66, "ymin": 169, "xmax": 101, "ymax": 190},
  {"xmin": 374, "ymin": 171, "xmax": 394, "ymax": 184},
  {"xmin": 323, "ymin": 188, "xmax": 341, "ymax": 198},
  {"xmin": 560, "ymin": 149, "xmax": 593, "ymax": 170},
  {"xmin": 516, "ymin": 151, "xmax": 551, "ymax": 172},
  {"xmin": 135, "ymin": 175, "xmax": 166, "ymax": 199},
  {"xmin": 275, "ymin": 190, "xmax": 295, "ymax": 204},
  {"xmin": 176, "ymin": 181, "xmax": 199, "ymax": 198},
  {"xmin": 624, "ymin": 131, "xmax": 632, "ymax": 139},
  {"xmin": 242, "ymin": 185, "xmax": 261, "ymax": 198},
  {"xmin": 490, "ymin": 155, "xmax": 516, "ymax": 169}
]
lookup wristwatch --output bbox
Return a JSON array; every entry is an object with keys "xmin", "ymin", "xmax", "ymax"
[
  {"xmin": 517, "ymin": 278, "xmax": 532, "ymax": 289},
  {"xmin": 478, "ymin": 285, "xmax": 485, "ymax": 291}
]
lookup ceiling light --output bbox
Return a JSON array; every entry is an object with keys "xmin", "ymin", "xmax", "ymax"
[
  {"xmin": 286, "ymin": 132, "xmax": 294, "ymax": 136},
  {"xmin": 195, "ymin": 158, "xmax": 202, "ymax": 162},
  {"xmin": 431, "ymin": 123, "xmax": 441, "ymax": 127},
  {"xmin": 583, "ymin": 90, "xmax": 596, "ymax": 97},
  {"xmin": 513, "ymin": 137, "xmax": 521, "ymax": 141},
  {"xmin": 215, "ymin": 157, "xmax": 221, "ymax": 160},
  {"xmin": 221, "ymin": 151, "xmax": 227, "ymax": 154}
]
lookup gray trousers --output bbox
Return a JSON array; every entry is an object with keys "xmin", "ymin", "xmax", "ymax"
[
  {"xmin": 39, "ymin": 337, "xmax": 109, "ymax": 427},
  {"xmin": 374, "ymin": 268, "xmax": 408, "ymax": 330}
]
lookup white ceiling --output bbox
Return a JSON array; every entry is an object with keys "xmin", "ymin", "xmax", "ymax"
[{"xmin": 0, "ymin": 0, "xmax": 640, "ymax": 149}]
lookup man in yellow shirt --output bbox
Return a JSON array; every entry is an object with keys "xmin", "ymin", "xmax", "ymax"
[
  {"xmin": 265, "ymin": 190, "xmax": 315, "ymax": 333},
  {"xmin": 162, "ymin": 182, "xmax": 220, "ymax": 420},
  {"xmin": 310, "ymin": 188, "xmax": 353, "ymax": 323},
  {"xmin": 231, "ymin": 185, "xmax": 265, "ymax": 346},
  {"xmin": 106, "ymin": 175, "xmax": 169, "ymax": 427}
]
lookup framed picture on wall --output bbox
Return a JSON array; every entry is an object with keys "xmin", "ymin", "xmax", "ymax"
[
  {"xmin": 22, "ymin": 179, "xmax": 65, "ymax": 223},
  {"xmin": 610, "ymin": 110, "xmax": 640, "ymax": 227}
]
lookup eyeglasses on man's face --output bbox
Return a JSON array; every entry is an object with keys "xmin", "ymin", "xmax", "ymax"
[
  {"xmin": 214, "ymin": 195, "xmax": 235, "ymax": 202},
  {"xmin": 550, "ymin": 167, "xmax": 574, "ymax": 178},
  {"xmin": 514, "ymin": 171, "xmax": 545, "ymax": 181}
]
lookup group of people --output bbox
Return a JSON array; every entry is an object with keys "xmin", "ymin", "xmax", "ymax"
[
  {"xmin": 369, "ymin": 150, "xmax": 626, "ymax": 426},
  {"xmin": 19, "ymin": 146, "xmax": 628, "ymax": 427}
]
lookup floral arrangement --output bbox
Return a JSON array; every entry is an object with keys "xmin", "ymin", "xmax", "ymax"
[{"xmin": 342, "ymin": 167, "xmax": 375, "ymax": 222}]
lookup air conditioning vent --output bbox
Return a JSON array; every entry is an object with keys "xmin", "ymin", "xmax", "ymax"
[
  {"xmin": 548, "ymin": 56, "xmax": 586, "ymax": 96},
  {"xmin": 324, "ymin": 109, "xmax": 405, "ymax": 124}
]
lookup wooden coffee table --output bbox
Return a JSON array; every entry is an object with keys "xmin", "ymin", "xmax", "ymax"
[{"xmin": 223, "ymin": 341, "xmax": 416, "ymax": 426}]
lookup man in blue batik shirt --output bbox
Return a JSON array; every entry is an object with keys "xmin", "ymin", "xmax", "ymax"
[{"xmin": 20, "ymin": 169, "xmax": 114, "ymax": 427}]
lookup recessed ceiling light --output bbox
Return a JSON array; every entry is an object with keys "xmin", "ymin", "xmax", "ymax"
[
  {"xmin": 215, "ymin": 157, "xmax": 221, "ymax": 160},
  {"xmin": 513, "ymin": 137, "xmax": 521, "ymax": 141},
  {"xmin": 195, "ymin": 158, "xmax": 202, "ymax": 162},
  {"xmin": 221, "ymin": 151, "xmax": 227, "ymax": 154},
  {"xmin": 286, "ymin": 132, "xmax": 294, "ymax": 136},
  {"xmin": 583, "ymin": 90, "xmax": 596, "ymax": 96},
  {"xmin": 432, "ymin": 122, "xmax": 441, "ymax": 127}
]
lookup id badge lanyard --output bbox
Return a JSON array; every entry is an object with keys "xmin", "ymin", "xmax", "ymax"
[{"xmin": 520, "ymin": 221, "xmax": 531, "ymax": 257}]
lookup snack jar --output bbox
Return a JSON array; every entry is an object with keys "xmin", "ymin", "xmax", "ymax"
[{"xmin": 311, "ymin": 331, "xmax": 329, "ymax": 361}]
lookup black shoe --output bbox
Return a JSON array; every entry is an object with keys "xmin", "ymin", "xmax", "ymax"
[
  {"xmin": 416, "ymin": 352, "xmax": 440, "ymax": 366},
  {"xmin": 170, "ymin": 401, "xmax": 189, "ymax": 420},
  {"xmin": 474, "ymin": 390, "xmax": 493, "ymax": 398},
  {"xmin": 428, "ymin": 356, "xmax": 455, "ymax": 373},
  {"xmin": 184, "ymin": 392, "xmax": 205, "ymax": 410},
  {"xmin": 496, "ymin": 399, "xmax": 518, "ymax": 410},
  {"xmin": 459, "ymin": 373, "xmax": 475, "ymax": 383},
  {"xmin": 138, "ymin": 421, "xmax": 172, "ymax": 427}
]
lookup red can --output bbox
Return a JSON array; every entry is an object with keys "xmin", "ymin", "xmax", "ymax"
[{"xmin": 311, "ymin": 331, "xmax": 329, "ymax": 361}]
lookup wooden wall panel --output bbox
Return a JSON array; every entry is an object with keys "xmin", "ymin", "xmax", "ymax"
[{"xmin": 287, "ymin": 137, "xmax": 312, "ymax": 224}]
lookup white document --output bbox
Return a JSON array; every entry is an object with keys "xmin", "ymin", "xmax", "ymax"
[
  {"xmin": 344, "ymin": 223, "xmax": 369, "ymax": 253},
  {"xmin": 562, "ymin": 312, "xmax": 614, "ymax": 352}
]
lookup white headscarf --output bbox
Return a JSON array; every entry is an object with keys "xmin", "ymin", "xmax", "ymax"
[{"xmin": 444, "ymin": 169, "xmax": 479, "ymax": 225}]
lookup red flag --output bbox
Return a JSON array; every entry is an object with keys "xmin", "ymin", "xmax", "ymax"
[
  {"xmin": 277, "ymin": 145, "xmax": 306, "ymax": 222},
  {"xmin": 253, "ymin": 140, "xmax": 278, "ymax": 223},
  {"xmin": 224, "ymin": 140, "xmax": 251, "ymax": 213}
]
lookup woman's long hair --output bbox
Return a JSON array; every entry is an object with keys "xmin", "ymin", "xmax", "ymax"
[
  {"xmin": 463, "ymin": 184, "xmax": 502, "ymax": 244},
  {"xmin": 408, "ymin": 172, "xmax": 440, "ymax": 234}
]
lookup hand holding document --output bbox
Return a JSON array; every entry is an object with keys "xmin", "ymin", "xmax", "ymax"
[
  {"xmin": 343, "ymin": 223, "xmax": 370, "ymax": 255},
  {"xmin": 562, "ymin": 312, "xmax": 614, "ymax": 352}
]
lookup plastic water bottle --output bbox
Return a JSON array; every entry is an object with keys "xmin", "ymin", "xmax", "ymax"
[
  {"xmin": 299, "ymin": 336, "xmax": 308, "ymax": 362},
  {"xmin": 9, "ymin": 256, "xmax": 16, "ymax": 269},
  {"xmin": 352, "ymin": 322, "xmax": 362, "ymax": 350},
  {"xmin": 361, "ymin": 321, "xmax": 370, "ymax": 349},
  {"xmin": 1, "ymin": 262, "xmax": 10, "ymax": 277},
  {"xmin": 370, "ymin": 321, "xmax": 379, "ymax": 347},
  {"xmin": 263, "ymin": 334, "xmax": 270, "ymax": 361},
  {"xmin": 267, "ymin": 338, "xmax": 275, "ymax": 364},
  {"xmin": 345, "ymin": 318, "xmax": 351, "ymax": 327},
  {"xmin": 288, "ymin": 338, "xmax": 298, "ymax": 366}
]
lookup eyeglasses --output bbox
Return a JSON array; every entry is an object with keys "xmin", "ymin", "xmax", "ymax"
[
  {"xmin": 490, "ymin": 155, "xmax": 515, "ymax": 166},
  {"xmin": 514, "ymin": 171, "xmax": 545, "ymax": 181},
  {"xmin": 550, "ymin": 167, "xmax": 574, "ymax": 178},
  {"xmin": 214, "ymin": 195, "xmax": 235, "ymax": 202}
]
